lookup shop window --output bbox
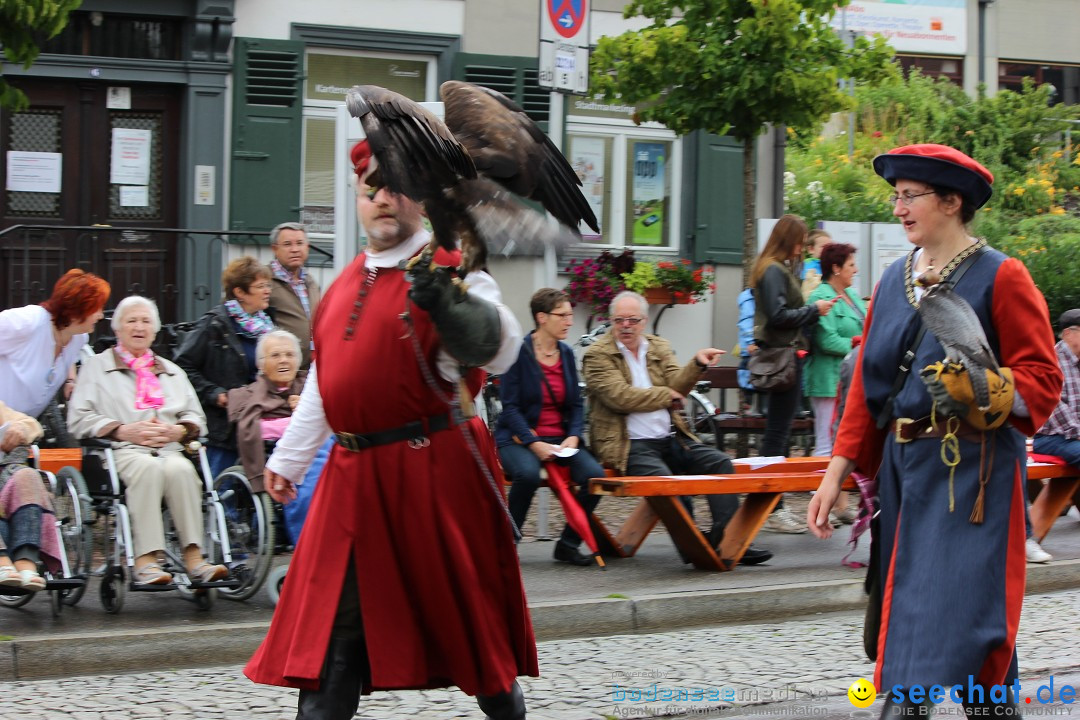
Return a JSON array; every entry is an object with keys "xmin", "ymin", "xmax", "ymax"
[
  {"xmin": 625, "ymin": 140, "xmax": 672, "ymax": 247},
  {"xmin": 896, "ymin": 55, "xmax": 964, "ymax": 86},
  {"xmin": 999, "ymin": 62, "xmax": 1080, "ymax": 105}
]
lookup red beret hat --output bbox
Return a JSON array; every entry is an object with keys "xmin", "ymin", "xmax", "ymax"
[
  {"xmin": 872, "ymin": 143, "xmax": 994, "ymax": 209},
  {"xmin": 350, "ymin": 140, "xmax": 372, "ymax": 179}
]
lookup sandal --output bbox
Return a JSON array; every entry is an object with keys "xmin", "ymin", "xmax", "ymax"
[
  {"xmin": 134, "ymin": 563, "xmax": 173, "ymax": 586},
  {"xmin": 19, "ymin": 569, "xmax": 46, "ymax": 592},
  {"xmin": 0, "ymin": 566, "xmax": 20, "ymax": 588},
  {"xmin": 187, "ymin": 562, "xmax": 228, "ymax": 583}
]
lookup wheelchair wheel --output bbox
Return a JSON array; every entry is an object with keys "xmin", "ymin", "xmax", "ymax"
[
  {"xmin": 0, "ymin": 587, "xmax": 33, "ymax": 609},
  {"xmin": 193, "ymin": 588, "xmax": 216, "ymax": 611},
  {"xmin": 265, "ymin": 564, "xmax": 288, "ymax": 606},
  {"xmin": 100, "ymin": 566, "xmax": 126, "ymax": 614},
  {"xmin": 213, "ymin": 467, "xmax": 276, "ymax": 601},
  {"xmin": 50, "ymin": 588, "xmax": 63, "ymax": 618},
  {"xmin": 53, "ymin": 466, "xmax": 93, "ymax": 606},
  {"xmin": 678, "ymin": 392, "xmax": 720, "ymax": 448}
]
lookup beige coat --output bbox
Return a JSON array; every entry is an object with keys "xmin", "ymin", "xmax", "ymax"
[
  {"xmin": 67, "ymin": 349, "xmax": 207, "ymax": 449},
  {"xmin": 581, "ymin": 333, "xmax": 705, "ymax": 474},
  {"xmin": 269, "ymin": 272, "xmax": 322, "ymax": 370}
]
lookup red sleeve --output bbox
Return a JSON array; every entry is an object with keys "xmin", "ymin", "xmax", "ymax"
[
  {"xmin": 992, "ymin": 258, "xmax": 1062, "ymax": 436},
  {"xmin": 833, "ymin": 293, "xmax": 887, "ymax": 477}
]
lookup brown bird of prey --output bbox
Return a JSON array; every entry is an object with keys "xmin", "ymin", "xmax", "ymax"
[{"xmin": 345, "ymin": 82, "xmax": 600, "ymax": 273}]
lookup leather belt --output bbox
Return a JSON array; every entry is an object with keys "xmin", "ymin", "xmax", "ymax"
[
  {"xmin": 334, "ymin": 414, "xmax": 453, "ymax": 452},
  {"xmin": 892, "ymin": 416, "xmax": 982, "ymax": 444}
]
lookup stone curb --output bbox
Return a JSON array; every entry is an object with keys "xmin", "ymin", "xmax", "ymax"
[{"xmin": 3, "ymin": 559, "xmax": 1078, "ymax": 681}]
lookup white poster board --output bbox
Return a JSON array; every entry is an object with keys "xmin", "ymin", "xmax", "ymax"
[
  {"xmin": 818, "ymin": 221, "xmax": 870, "ymax": 299},
  {"xmin": 830, "ymin": 0, "xmax": 967, "ymax": 55},
  {"xmin": 119, "ymin": 185, "xmax": 149, "ymax": 207},
  {"xmin": 110, "ymin": 128, "xmax": 152, "ymax": 185},
  {"xmin": 5, "ymin": 151, "xmax": 62, "ymax": 193},
  {"xmin": 869, "ymin": 223, "xmax": 910, "ymax": 295},
  {"xmin": 569, "ymin": 135, "xmax": 605, "ymax": 239}
]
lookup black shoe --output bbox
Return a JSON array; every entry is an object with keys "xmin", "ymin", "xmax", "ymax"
[
  {"xmin": 729, "ymin": 545, "xmax": 773, "ymax": 566},
  {"xmin": 553, "ymin": 541, "xmax": 593, "ymax": 566},
  {"xmin": 477, "ymin": 680, "xmax": 526, "ymax": 720}
]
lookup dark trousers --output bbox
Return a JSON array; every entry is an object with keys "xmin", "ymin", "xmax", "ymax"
[
  {"xmin": 760, "ymin": 360, "xmax": 803, "ymax": 458},
  {"xmin": 1033, "ymin": 433, "xmax": 1080, "ymax": 467},
  {"xmin": 626, "ymin": 436, "xmax": 738, "ymax": 538},
  {"xmin": 500, "ymin": 437, "xmax": 604, "ymax": 547}
]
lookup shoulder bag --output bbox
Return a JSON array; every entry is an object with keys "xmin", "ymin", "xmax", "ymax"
[{"xmin": 747, "ymin": 345, "xmax": 797, "ymax": 392}]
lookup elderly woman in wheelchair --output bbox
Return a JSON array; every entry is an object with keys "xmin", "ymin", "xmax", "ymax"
[
  {"xmin": 67, "ymin": 296, "xmax": 228, "ymax": 587},
  {"xmin": 0, "ymin": 401, "xmax": 59, "ymax": 591}
]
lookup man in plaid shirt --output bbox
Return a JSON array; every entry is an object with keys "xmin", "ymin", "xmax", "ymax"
[{"xmin": 1033, "ymin": 308, "xmax": 1080, "ymax": 466}]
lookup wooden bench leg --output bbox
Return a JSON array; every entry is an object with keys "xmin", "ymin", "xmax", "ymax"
[
  {"xmin": 646, "ymin": 497, "xmax": 725, "ymax": 571},
  {"xmin": 717, "ymin": 492, "xmax": 783, "ymax": 568},
  {"xmin": 1029, "ymin": 477, "xmax": 1080, "ymax": 542},
  {"xmin": 609, "ymin": 499, "xmax": 660, "ymax": 557}
]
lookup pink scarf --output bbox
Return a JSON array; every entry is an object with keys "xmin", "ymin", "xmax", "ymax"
[{"xmin": 115, "ymin": 344, "xmax": 165, "ymax": 410}]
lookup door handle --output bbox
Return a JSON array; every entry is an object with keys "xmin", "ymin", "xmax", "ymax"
[{"xmin": 233, "ymin": 151, "xmax": 270, "ymax": 160}]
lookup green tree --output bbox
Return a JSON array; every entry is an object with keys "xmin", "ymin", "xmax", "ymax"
[
  {"xmin": 1, "ymin": 0, "xmax": 82, "ymax": 110},
  {"xmin": 589, "ymin": 0, "xmax": 895, "ymax": 283}
]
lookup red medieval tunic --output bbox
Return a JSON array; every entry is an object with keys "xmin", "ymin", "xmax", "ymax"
[
  {"xmin": 245, "ymin": 249, "xmax": 538, "ymax": 696},
  {"xmin": 834, "ymin": 246, "xmax": 1061, "ymax": 693}
]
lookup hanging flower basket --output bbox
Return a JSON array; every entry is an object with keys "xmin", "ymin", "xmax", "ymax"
[{"xmin": 644, "ymin": 287, "xmax": 691, "ymax": 305}]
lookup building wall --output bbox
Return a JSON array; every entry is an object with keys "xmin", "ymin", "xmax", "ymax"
[
  {"xmin": 232, "ymin": 0, "xmax": 464, "ymax": 39},
  {"xmin": 994, "ymin": 0, "xmax": 1080, "ymax": 65}
]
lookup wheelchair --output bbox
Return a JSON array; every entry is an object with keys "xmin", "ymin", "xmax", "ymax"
[
  {"xmin": 0, "ymin": 446, "xmax": 92, "ymax": 617},
  {"xmin": 80, "ymin": 438, "xmax": 245, "ymax": 613},
  {"xmin": 212, "ymin": 462, "xmax": 277, "ymax": 602}
]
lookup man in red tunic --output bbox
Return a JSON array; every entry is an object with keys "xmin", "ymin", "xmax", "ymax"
[{"xmin": 245, "ymin": 141, "xmax": 536, "ymax": 720}]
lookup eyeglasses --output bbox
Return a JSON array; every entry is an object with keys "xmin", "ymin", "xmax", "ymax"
[
  {"xmin": 888, "ymin": 190, "xmax": 936, "ymax": 206},
  {"xmin": 249, "ymin": 282, "xmax": 272, "ymax": 291},
  {"xmin": 545, "ymin": 311, "xmax": 574, "ymax": 320},
  {"xmin": 611, "ymin": 316, "xmax": 644, "ymax": 326}
]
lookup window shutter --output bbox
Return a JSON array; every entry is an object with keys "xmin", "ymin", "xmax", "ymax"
[
  {"xmin": 229, "ymin": 37, "xmax": 304, "ymax": 231},
  {"xmin": 691, "ymin": 132, "xmax": 745, "ymax": 265},
  {"xmin": 453, "ymin": 54, "xmax": 549, "ymax": 131}
]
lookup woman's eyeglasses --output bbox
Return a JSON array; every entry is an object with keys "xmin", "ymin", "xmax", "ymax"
[
  {"xmin": 545, "ymin": 311, "xmax": 574, "ymax": 320},
  {"xmin": 888, "ymin": 190, "xmax": 936, "ymax": 206}
]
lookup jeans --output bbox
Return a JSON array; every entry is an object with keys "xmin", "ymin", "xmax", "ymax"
[
  {"xmin": 206, "ymin": 446, "xmax": 239, "ymax": 479},
  {"xmin": 499, "ymin": 437, "xmax": 604, "ymax": 547},
  {"xmin": 626, "ymin": 436, "xmax": 738, "ymax": 536},
  {"xmin": 1033, "ymin": 433, "xmax": 1080, "ymax": 467}
]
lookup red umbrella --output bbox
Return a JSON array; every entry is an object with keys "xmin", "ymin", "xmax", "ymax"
[{"xmin": 544, "ymin": 462, "xmax": 606, "ymax": 569}]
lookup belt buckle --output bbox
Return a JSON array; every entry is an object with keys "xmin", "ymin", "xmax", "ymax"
[
  {"xmin": 337, "ymin": 432, "xmax": 368, "ymax": 452},
  {"xmin": 894, "ymin": 417, "xmax": 915, "ymax": 444},
  {"xmin": 407, "ymin": 436, "xmax": 430, "ymax": 450}
]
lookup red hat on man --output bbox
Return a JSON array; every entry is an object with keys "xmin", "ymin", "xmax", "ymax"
[
  {"xmin": 350, "ymin": 140, "xmax": 372, "ymax": 179},
  {"xmin": 872, "ymin": 143, "xmax": 994, "ymax": 209}
]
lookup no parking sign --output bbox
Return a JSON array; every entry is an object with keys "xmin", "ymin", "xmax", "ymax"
[{"xmin": 539, "ymin": 0, "xmax": 590, "ymax": 93}]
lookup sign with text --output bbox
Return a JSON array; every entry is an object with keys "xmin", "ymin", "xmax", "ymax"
[
  {"xmin": 830, "ymin": 0, "xmax": 967, "ymax": 55},
  {"xmin": 539, "ymin": 0, "xmax": 590, "ymax": 94},
  {"xmin": 5, "ymin": 151, "xmax": 61, "ymax": 193},
  {"xmin": 110, "ymin": 128, "xmax": 152, "ymax": 185}
]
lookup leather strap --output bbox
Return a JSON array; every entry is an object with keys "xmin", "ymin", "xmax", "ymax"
[
  {"xmin": 892, "ymin": 416, "xmax": 982, "ymax": 443},
  {"xmin": 335, "ymin": 413, "xmax": 453, "ymax": 452}
]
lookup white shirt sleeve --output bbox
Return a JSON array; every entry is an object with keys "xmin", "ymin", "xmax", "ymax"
[
  {"xmin": 435, "ymin": 269, "xmax": 523, "ymax": 381},
  {"xmin": 265, "ymin": 362, "xmax": 332, "ymax": 485}
]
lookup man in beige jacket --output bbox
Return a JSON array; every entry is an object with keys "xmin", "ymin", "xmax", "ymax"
[
  {"xmin": 267, "ymin": 222, "xmax": 322, "ymax": 371},
  {"xmin": 582, "ymin": 291, "xmax": 773, "ymax": 566}
]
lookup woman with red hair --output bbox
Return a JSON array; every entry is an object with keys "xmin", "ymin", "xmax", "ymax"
[{"xmin": 0, "ymin": 269, "xmax": 110, "ymax": 419}]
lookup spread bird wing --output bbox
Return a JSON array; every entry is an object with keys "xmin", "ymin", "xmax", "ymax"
[
  {"xmin": 440, "ymin": 80, "xmax": 600, "ymax": 234},
  {"xmin": 345, "ymin": 85, "xmax": 476, "ymax": 206}
]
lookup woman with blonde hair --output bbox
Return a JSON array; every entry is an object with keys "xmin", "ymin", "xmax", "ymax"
[{"xmin": 750, "ymin": 214, "xmax": 837, "ymax": 533}]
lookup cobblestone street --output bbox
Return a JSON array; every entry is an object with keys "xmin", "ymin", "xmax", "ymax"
[{"xmin": 6, "ymin": 588, "xmax": 1080, "ymax": 720}]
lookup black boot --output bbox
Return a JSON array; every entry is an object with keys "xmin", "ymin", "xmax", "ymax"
[
  {"xmin": 476, "ymin": 680, "xmax": 526, "ymax": 720},
  {"xmin": 296, "ymin": 637, "xmax": 367, "ymax": 720}
]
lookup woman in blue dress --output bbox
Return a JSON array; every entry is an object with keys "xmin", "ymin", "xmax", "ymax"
[{"xmin": 808, "ymin": 144, "xmax": 1062, "ymax": 717}]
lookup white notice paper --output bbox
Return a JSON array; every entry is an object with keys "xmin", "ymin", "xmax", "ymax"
[
  {"xmin": 552, "ymin": 447, "xmax": 579, "ymax": 458},
  {"xmin": 119, "ymin": 185, "xmax": 149, "ymax": 207},
  {"xmin": 110, "ymin": 128, "xmax": 152, "ymax": 185},
  {"xmin": 6, "ymin": 151, "xmax": 62, "ymax": 193}
]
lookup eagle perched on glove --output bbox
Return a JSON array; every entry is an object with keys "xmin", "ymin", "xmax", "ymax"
[{"xmin": 346, "ymin": 81, "xmax": 599, "ymax": 274}]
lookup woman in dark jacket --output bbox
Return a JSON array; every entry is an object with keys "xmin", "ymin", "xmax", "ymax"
[
  {"xmin": 750, "ymin": 214, "xmax": 836, "ymax": 533},
  {"xmin": 495, "ymin": 288, "xmax": 604, "ymax": 566},
  {"xmin": 175, "ymin": 256, "xmax": 273, "ymax": 477}
]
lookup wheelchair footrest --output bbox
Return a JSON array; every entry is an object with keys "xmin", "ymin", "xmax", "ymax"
[
  {"xmin": 187, "ymin": 579, "xmax": 241, "ymax": 590},
  {"xmin": 128, "ymin": 582, "xmax": 177, "ymax": 592},
  {"xmin": 45, "ymin": 577, "xmax": 85, "ymax": 590}
]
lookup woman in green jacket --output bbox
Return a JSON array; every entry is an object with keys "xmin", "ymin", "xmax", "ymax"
[{"xmin": 804, "ymin": 242, "xmax": 866, "ymax": 459}]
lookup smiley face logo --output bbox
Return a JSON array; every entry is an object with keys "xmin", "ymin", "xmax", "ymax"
[{"xmin": 848, "ymin": 678, "xmax": 876, "ymax": 708}]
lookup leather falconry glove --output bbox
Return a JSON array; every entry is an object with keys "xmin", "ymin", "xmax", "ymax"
[
  {"xmin": 408, "ymin": 256, "xmax": 502, "ymax": 368},
  {"xmin": 920, "ymin": 361, "xmax": 1015, "ymax": 431}
]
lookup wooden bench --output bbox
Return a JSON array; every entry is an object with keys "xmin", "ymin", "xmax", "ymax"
[
  {"xmin": 698, "ymin": 367, "xmax": 815, "ymax": 454},
  {"xmin": 587, "ymin": 458, "xmax": 1079, "ymax": 571},
  {"xmin": 1027, "ymin": 461, "xmax": 1080, "ymax": 543},
  {"xmin": 587, "ymin": 457, "xmax": 850, "ymax": 570}
]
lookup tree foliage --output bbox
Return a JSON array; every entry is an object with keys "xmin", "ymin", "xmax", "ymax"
[
  {"xmin": 1, "ymin": 0, "xmax": 82, "ymax": 110},
  {"xmin": 588, "ymin": 0, "xmax": 896, "ymax": 282}
]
